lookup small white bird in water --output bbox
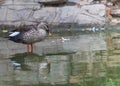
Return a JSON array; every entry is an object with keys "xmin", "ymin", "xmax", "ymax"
[
  {"xmin": 92, "ymin": 27, "xmax": 96, "ymax": 32},
  {"xmin": 61, "ymin": 37, "xmax": 70, "ymax": 42},
  {"xmin": 91, "ymin": 27, "xmax": 105, "ymax": 32}
]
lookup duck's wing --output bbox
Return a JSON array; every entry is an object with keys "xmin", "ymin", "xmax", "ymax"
[
  {"xmin": 11, "ymin": 25, "xmax": 37, "ymax": 32},
  {"xmin": 20, "ymin": 25, "xmax": 37, "ymax": 32},
  {"xmin": 8, "ymin": 25, "xmax": 33, "ymax": 40}
]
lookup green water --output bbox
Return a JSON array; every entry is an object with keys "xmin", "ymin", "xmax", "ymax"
[
  {"xmin": 8, "ymin": 51, "xmax": 120, "ymax": 86},
  {"xmin": 1, "ymin": 25, "xmax": 120, "ymax": 86}
]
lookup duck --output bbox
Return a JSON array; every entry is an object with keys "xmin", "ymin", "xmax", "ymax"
[
  {"xmin": 8, "ymin": 22, "xmax": 51, "ymax": 53},
  {"xmin": 61, "ymin": 37, "xmax": 70, "ymax": 42}
]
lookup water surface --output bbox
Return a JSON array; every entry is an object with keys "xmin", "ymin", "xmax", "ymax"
[{"xmin": 0, "ymin": 26, "xmax": 120, "ymax": 86}]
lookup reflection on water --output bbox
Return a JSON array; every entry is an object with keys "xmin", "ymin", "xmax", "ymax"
[{"xmin": 1, "ymin": 26, "xmax": 120, "ymax": 86}]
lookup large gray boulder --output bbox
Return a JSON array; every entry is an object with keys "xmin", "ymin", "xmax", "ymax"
[
  {"xmin": 33, "ymin": 4, "xmax": 106, "ymax": 26},
  {"xmin": 0, "ymin": 0, "xmax": 106, "ymax": 26},
  {"xmin": 111, "ymin": 9, "xmax": 120, "ymax": 17},
  {"xmin": 35, "ymin": 0, "xmax": 67, "ymax": 4}
]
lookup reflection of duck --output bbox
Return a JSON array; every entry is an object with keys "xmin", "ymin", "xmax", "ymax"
[
  {"xmin": 8, "ymin": 22, "xmax": 51, "ymax": 53},
  {"xmin": 11, "ymin": 61, "xmax": 21, "ymax": 69}
]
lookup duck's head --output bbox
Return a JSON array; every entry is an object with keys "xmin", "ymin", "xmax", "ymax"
[{"xmin": 37, "ymin": 22, "xmax": 52, "ymax": 36}]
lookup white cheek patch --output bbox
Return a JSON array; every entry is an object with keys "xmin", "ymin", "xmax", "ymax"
[{"xmin": 9, "ymin": 32, "xmax": 20, "ymax": 37}]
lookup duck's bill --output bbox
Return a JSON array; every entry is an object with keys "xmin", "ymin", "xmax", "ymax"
[{"xmin": 48, "ymin": 33, "xmax": 52, "ymax": 36}]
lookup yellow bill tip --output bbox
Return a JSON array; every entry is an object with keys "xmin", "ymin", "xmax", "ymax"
[{"xmin": 48, "ymin": 33, "xmax": 52, "ymax": 36}]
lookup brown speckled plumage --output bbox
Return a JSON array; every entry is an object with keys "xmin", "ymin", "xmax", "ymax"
[{"xmin": 9, "ymin": 22, "xmax": 50, "ymax": 44}]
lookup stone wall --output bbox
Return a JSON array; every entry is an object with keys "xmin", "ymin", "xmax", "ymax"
[{"xmin": 0, "ymin": 0, "xmax": 106, "ymax": 26}]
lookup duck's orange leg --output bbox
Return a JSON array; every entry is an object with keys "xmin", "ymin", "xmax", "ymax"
[
  {"xmin": 31, "ymin": 44, "xmax": 33, "ymax": 53},
  {"xmin": 26, "ymin": 44, "xmax": 30, "ymax": 54}
]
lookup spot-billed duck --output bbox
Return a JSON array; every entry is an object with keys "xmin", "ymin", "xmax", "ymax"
[{"xmin": 8, "ymin": 22, "xmax": 51, "ymax": 53}]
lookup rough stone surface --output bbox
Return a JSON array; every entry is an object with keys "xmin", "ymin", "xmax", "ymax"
[
  {"xmin": 0, "ymin": 0, "xmax": 106, "ymax": 26},
  {"xmin": 34, "ymin": 4, "xmax": 106, "ymax": 26},
  {"xmin": 111, "ymin": 9, "xmax": 120, "ymax": 17},
  {"xmin": 35, "ymin": 0, "xmax": 67, "ymax": 4}
]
